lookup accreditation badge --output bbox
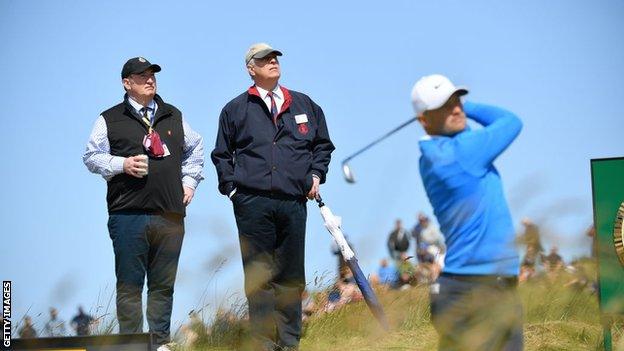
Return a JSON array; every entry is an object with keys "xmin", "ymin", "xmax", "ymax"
[
  {"xmin": 294, "ymin": 114, "xmax": 308, "ymax": 124},
  {"xmin": 295, "ymin": 114, "xmax": 309, "ymax": 135}
]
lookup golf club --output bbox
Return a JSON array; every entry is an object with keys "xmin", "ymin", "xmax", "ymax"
[{"xmin": 342, "ymin": 117, "xmax": 417, "ymax": 183}]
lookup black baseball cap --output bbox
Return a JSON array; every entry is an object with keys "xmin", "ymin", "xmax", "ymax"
[{"xmin": 121, "ymin": 57, "xmax": 162, "ymax": 78}]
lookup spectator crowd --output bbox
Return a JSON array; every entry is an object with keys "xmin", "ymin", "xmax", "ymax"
[{"xmin": 17, "ymin": 305, "xmax": 97, "ymax": 339}]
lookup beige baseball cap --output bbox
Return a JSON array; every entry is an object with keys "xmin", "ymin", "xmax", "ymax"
[
  {"xmin": 245, "ymin": 43, "xmax": 283, "ymax": 64},
  {"xmin": 411, "ymin": 74, "xmax": 468, "ymax": 116}
]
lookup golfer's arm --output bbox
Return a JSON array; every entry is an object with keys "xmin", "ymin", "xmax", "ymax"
[
  {"xmin": 311, "ymin": 102, "xmax": 336, "ymax": 183},
  {"xmin": 457, "ymin": 102, "xmax": 522, "ymax": 173},
  {"xmin": 210, "ymin": 108, "xmax": 236, "ymax": 196}
]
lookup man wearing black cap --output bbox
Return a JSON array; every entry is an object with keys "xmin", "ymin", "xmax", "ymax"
[
  {"xmin": 212, "ymin": 43, "xmax": 335, "ymax": 350},
  {"xmin": 83, "ymin": 57, "xmax": 204, "ymax": 350}
]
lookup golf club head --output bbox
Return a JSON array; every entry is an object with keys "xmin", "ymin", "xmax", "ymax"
[{"xmin": 342, "ymin": 162, "xmax": 356, "ymax": 183}]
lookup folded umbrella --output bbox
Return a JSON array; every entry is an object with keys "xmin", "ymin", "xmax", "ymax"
[{"xmin": 316, "ymin": 195, "xmax": 390, "ymax": 331}]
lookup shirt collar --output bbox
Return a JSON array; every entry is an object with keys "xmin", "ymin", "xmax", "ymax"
[
  {"xmin": 127, "ymin": 95, "xmax": 157, "ymax": 114},
  {"xmin": 255, "ymin": 84, "xmax": 282, "ymax": 100}
]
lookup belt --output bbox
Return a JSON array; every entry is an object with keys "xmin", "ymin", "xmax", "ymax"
[
  {"xmin": 109, "ymin": 210, "xmax": 184, "ymax": 222},
  {"xmin": 237, "ymin": 186, "xmax": 306, "ymax": 201}
]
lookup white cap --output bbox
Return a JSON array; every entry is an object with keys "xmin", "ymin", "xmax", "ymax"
[{"xmin": 411, "ymin": 74, "xmax": 468, "ymax": 116}]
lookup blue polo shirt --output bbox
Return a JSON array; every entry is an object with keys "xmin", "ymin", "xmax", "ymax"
[{"xmin": 418, "ymin": 102, "xmax": 522, "ymax": 276}]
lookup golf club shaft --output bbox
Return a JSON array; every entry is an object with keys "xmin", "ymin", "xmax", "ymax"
[{"xmin": 342, "ymin": 117, "xmax": 417, "ymax": 164}]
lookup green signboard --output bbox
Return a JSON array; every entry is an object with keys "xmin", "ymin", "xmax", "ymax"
[{"xmin": 590, "ymin": 157, "xmax": 624, "ymax": 350}]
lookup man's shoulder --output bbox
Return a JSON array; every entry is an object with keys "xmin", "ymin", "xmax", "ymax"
[
  {"xmin": 101, "ymin": 101, "xmax": 126, "ymax": 117},
  {"xmin": 285, "ymin": 88, "xmax": 309, "ymax": 99},
  {"xmin": 285, "ymin": 89, "xmax": 326, "ymax": 117},
  {"xmin": 285, "ymin": 89, "xmax": 315, "ymax": 104},
  {"xmin": 160, "ymin": 102, "xmax": 182, "ymax": 118},
  {"xmin": 154, "ymin": 95, "xmax": 182, "ymax": 116},
  {"xmin": 419, "ymin": 136, "xmax": 457, "ymax": 160},
  {"xmin": 222, "ymin": 91, "xmax": 252, "ymax": 111}
]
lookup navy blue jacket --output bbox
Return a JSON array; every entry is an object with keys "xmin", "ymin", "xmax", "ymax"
[{"xmin": 211, "ymin": 86, "xmax": 335, "ymax": 198}]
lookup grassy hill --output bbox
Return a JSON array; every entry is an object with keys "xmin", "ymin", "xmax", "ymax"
[{"xmin": 179, "ymin": 264, "xmax": 623, "ymax": 351}]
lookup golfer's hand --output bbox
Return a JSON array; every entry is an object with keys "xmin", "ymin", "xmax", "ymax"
[
  {"xmin": 123, "ymin": 156, "xmax": 148, "ymax": 178},
  {"xmin": 183, "ymin": 186, "xmax": 195, "ymax": 206},
  {"xmin": 307, "ymin": 176, "xmax": 320, "ymax": 200}
]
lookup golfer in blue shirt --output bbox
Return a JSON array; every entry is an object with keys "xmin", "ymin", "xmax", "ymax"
[{"xmin": 412, "ymin": 74, "xmax": 523, "ymax": 351}]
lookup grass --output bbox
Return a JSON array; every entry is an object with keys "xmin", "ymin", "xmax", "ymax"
[{"xmin": 175, "ymin": 260, "xmax": 624, "ymax": 350}]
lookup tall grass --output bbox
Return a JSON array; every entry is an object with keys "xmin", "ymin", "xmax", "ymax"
[{"xmin": 175, "ymin": 260, "xmax": 623, "ymax": 351}]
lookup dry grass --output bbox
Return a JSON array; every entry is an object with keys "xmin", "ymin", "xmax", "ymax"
[{"xmin": 178, "ymin": 261, "xmax": 624, "ymax": 350}]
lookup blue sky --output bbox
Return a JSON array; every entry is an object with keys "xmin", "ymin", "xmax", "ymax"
[{"xmin": 1, "ymin": 0, "xmax": 622, "ymax": 333}]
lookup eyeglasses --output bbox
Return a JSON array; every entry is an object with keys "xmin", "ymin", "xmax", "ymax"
[
  {"xmin": 130, "ymin": 72, "xmax": 155, "ymax": 81},
  {"xmin": 253, "ymin": 55, "xmax": 279, "ymax": 65}
]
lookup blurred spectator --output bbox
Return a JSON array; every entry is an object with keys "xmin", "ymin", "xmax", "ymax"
[
  {"xmin": 519, "ymin": 261, "xmax": 536, "ymax": 283},
  {"xmin": 331, "ymin": 234, "xmax": 353, "ymax": 280},
  {"xmin": 44, "ymin": 307, "xmax": 66, "ymax": 337},
  {"xmin": 564, "ymin": 260, "xmax": 591, "ymax": 292},
  {"xmin": 542, "ymin": 246, "xmax": 564, "ymax": 273},
  {"xmin": 412, "ymin": 213, "xmax": 446, "ymax": 265},
  {"xmin": 519, "ymin": 218, "xmax": 544, "ymax": 268},
  {"xmin": 521, "ymin": 246, "xmax": 538, "ymax": 268},
  {"xmin": 387, "ymin": 219, "xmax": 410, "ymax": 261},
  {"xmin": 301, "ymin": 290, "xmax": 316, "ymax": 322},
  {"xmin": 397, "ymin": 253, "xmax": 416, "ymax": 288},
  {"xmin": 411, "ymin": 213, "xmax": 446, "ymax": 284},
  {"xmin": 324, "ymin": 284, "xmax": 342, "ymax": 313},
  {"xmin": 71, "ymin": 306, "xmax": 94, "ymax": 336},
  {"xmin": 519, "ymin": 246, "xmax": 538, "ymax": 282},
  {"xmin": 586, "ymin": 225, "xmax": 597, "ymax": 259},
  {"xmin": 415, "ymin": 263, "xmax": 435, "ymax": 285},
  {"xmin": 18, "ymin": 316, "xmax": 37, "ymax": 339},
  {"xmin": 324, "ymin": 278, "xmax": 362, "ymax": 313},
  {"xmin": 338, "ymin": 279, "xmax": 363, "ymax": 304},
  {"xmin": 377, "ymin": 258, "xmax": 399, "ymax": 288}
]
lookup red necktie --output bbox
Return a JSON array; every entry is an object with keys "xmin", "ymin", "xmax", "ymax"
[{"xmin": 267, "ymin": 91, "xmax": 278, "ymax": 123}]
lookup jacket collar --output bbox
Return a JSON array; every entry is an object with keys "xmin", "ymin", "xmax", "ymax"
[{"xmin": 248, "ymin": 85, "xmax": 292, "ymax": 117}]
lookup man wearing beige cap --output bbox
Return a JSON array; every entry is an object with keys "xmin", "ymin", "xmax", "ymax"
[
  {"xmin": 212, "ymin": 43, "xmax": 334, "ymax": 350},
  {"xmin": 412, "ymin": 74, "xmax": 523, "ymax": 350}
]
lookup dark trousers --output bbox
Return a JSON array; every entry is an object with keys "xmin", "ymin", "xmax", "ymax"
[
  {"xmin": 232, "ymin": 192, "xmax": 307, "ymax": 351},
  {"xmin": 430, "ymin": 273, "xmax": 524, "ymax": 351},
  {"xmin": 107, "ymin": 212, "xmax": 184, "ymax": 347}
]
